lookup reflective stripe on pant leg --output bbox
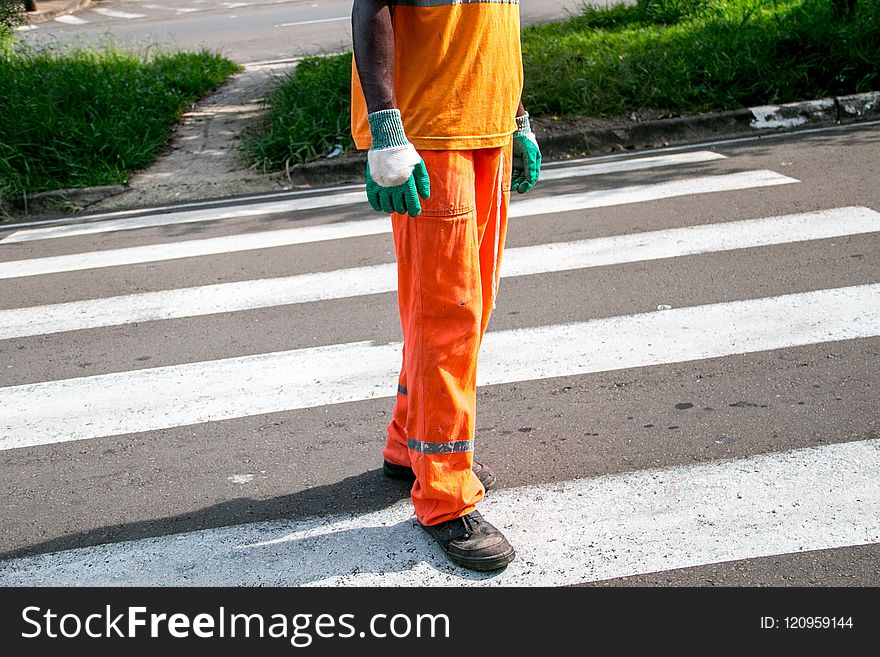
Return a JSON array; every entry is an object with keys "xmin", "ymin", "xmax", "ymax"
[
  {"xmin": 407, "ymin": 437, "xmax": 475, "ymax": 454},
  {"xmin": 391, "ymin": 149, "xmax": 485, "ymax": 526}
]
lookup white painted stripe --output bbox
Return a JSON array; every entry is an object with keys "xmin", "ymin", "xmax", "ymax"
[
  {"xmin": 242, "ymin": 57, "xmax": 303, "ymax": 69},
  {"xmin": 508, "ymin": 170, "xmax": 796, "ymax": 218},
  {"xmin": 1, "ymin": 439, "xmax": 876, "ymax": 586},
  {"xmin": 538, "ymin": 150, "xmax": 726, "ymax": 181},
  {"xmin": 2, "ymin": 284, "xmax": 878, "ymax": 451},
  {"xmin": 3, "ymin": 207, "xmax": 877, "ymax": 339},
  {"xmin": 1, "ymin": 180, "xmax": 360, "ymax": 230},
  {"xmin": 538, "ymin": 119, "xmax": 880, "ymax": 170},
  {"xmin": 750, "ymin": 99, "xmax": 836, "ymax": 130},
  {"xmin": 0, "ymin": 263, "xmax": 393, "ymax": 338},
  {"xmin": 90, "ymin": 8, "xmax": 146, "ymax": 18},
  {"xmin": 0, "ymin": 217, "xmax": 391, "ymax": 280},
  {"xmin": 0, "ymin": 171, "xmax": 798, "ymax": 279},
  {"xmin": 0, "ymin": 191, "xmax": 367, "ymax": 244},
  {"xmin": 54, "ymin": 14, "xmax": 88, "ymax": 24},
  {"xmin": 275, "ymin": 16, "xmax": 349, "ymax": 27},
  {"xmin": 502, "ymin": 206, "xmax": 880, "ymax": 277},
  {"xmin": 1, "ymin": 169, "xmax": 791, "ymax": 245}
]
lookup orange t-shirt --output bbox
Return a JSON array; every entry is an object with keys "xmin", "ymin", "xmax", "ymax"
[{"xmin": 351, "ymin": 0, "xmax": 524, "ymax": 151}]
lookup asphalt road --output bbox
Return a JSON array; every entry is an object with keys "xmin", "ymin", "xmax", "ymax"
[
  {"xmin": 19, "ymin": 0, "xmax": 602, "ymax": 62},
  {"xmin": 0, "ymin": 121, "xmax": 878, "ymax": 588}
]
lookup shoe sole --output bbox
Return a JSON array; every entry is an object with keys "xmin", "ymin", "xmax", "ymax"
[
  {"xmin": 446, "ymin": 547, "xmax": 515, "ymax": 572},
  {"xmin": 383, "ymin": 461, "xmax": 497, "ymax": 492}
]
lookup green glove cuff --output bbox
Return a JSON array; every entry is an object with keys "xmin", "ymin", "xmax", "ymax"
[
  {"xmin": 515, "ymin": 112, "xmax": 532, "ymax": 135},
  {"xmin": 367, "ymin": 109, "xmax": 409, "ymax": 150}
]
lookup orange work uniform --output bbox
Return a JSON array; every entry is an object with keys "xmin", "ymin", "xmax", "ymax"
[{"xmin": 351, "ymin": 0, "xmax": 523, "ymax": 526}]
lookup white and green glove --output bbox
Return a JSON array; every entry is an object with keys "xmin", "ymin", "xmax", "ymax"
[
  {"xmin": 365, "ymin": 109, "xmax": 430, "ymax": 217},
  {"xmin": 512, "ymin": 112, "xmax": 542, "ymax": 194}
]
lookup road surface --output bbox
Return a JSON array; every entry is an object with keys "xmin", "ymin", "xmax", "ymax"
[{"xmin": 1, "ymin": 121, "xmax": 878, "ymax": 586}]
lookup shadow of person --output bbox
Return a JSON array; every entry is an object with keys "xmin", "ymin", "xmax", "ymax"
[
  {"xmin": 1, "ymin": 486, "xmax": 505, "ymax": 586},
  {"xmin": 2, "ymin": 467, "xmax": 412, "ymax": 560},
  {"xmin": 226, "ymin": 517, "xmax": 502, "ymax": 585}
]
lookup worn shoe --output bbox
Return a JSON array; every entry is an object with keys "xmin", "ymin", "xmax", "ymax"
[
  {"xmin": 383, "ymin": 459, "xmax": 497, "ymax": 491},
  {"xmin": 420, "ymin": 509, "xmax": 515, "ymax": 571}
]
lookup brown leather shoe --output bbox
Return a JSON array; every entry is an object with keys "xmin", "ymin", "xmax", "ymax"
[
  {"xmin": 383, "ymin": 459, "xmax": 497, "ymax": 491},
  {"xmin": 420, "ymin": 509, "xmax": 515, "ymax": 571}
]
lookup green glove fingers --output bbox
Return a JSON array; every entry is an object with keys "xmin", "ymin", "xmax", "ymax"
[
  {"xmin": 392, "ymin": 186, "xmax": 408, "ymax": 216},
  {"xmin": 379, "ymin": 185, "xmax": 395, "ymax": 215},
  {"xmin": 403, "ymin": 176, "xmax": 422, "ymax": 217},
  {"xmin": 364, "ymin": 109, "xmax": 431, "ymax": 218},
  {"xmin": 412, "ymin": 160, "xmax": 431, "ymax": 200},
  {"xmin": 512, "ymin": 112, "xmax": 542, "ymax": 194},
  {"xmin": 365, "ymin": 160, "xmax": 429, "ymax": 217}
]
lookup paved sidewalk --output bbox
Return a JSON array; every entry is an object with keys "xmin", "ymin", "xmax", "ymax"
[
  {"xmin": 25, "ymin": 0, "xmax": 94, "ymax": 23},
  {"xmin": 89, "ymin": 61, "xmax": 302, "ymax": 212}
]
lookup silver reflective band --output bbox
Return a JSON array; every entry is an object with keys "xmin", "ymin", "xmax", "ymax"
[
  {"xmin": 407, "ymin": 438, "xmax": 475, "ymax": 454},
  {"xmin": 393, "ymin": 0, "xmax": 518, "ymax": 6},
  {"xmin": 397, "ymin": 384, "xmax": 408, "ymax": 396}
]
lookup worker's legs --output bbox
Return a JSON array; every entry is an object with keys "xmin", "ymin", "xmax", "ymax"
[{"xmin": 383, "ymin": 145, "xmax": 511, "ymax": 526}]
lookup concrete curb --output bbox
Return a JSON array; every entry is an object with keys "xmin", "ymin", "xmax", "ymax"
[
  {"xmin": 13, "ymin": 91, "xmax": 880, "ymax": 220},
  {"xmin": 26, "ymin": 0, "xmax": 94, "ymax": 24},
  {"xmin": 283, "ymin": 92, "xmax": 880, "ymax": 186}
]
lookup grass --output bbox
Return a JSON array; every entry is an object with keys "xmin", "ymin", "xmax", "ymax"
[
  {"xmin": 0, "ymin": 0, "xmax": 25, "ymax": 37},
  {"xmin": 0, "ymin": 43, "xmax": 240, "ymax": 213},
  {"xmin": 246, "ymin": 0, "xmax": 879, "ymax": 171},
  {"xmin": 242, "ymin": 52, "xmax": 355, "ymax": 172},
  {"xmin": 522, "ymin": 0, "xmax": 880, "ymax": 117}
]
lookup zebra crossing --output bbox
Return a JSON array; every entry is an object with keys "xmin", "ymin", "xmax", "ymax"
[
  {"xmin": 23, "ymin": 0, "xmax": 298, "ymax": 29},
  {"xmin": 1, "ymin": 138, "xmax": 878, "ymax": 586}
]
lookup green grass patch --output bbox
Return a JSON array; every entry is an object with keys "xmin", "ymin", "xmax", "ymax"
[
  {"xmin": 248, "ymin": 0, "xmax": 878, "ymax": 171},
  {"xmin": 1, "ymin": 0, "xmax": 26, "ymax": 39},
  {"xmin": 0, "ymin": 44, "xmax": 240, "ymax": 211},
  {"xmin": 242, "ymin": 52, "xmax": 354, "ymax": 172},
  {"xmin": 522, "ymin": 0, "xmax": 880, "ymax": 117}
]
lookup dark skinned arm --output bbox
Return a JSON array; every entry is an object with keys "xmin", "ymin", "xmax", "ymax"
[{"xmin": 351, "ymin": 0, "xmax": 397, "ymax": 114}]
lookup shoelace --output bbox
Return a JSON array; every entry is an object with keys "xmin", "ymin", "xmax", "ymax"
[{"xmin": 460, "ymin": 513, "xmax": 479, "ymax": 538}]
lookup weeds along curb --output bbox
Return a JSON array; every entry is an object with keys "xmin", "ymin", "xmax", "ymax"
[
  {"xmin": 17, "ymin": 91, "xmax": 880, "ymax": 218},
  {"xmin": 12, "ymin": 185, "xmax": 127, "ymax": 218}
]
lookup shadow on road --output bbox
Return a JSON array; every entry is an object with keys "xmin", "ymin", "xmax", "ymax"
[{"xmin": 1, "ymin": 468, "xmax": 411, "ymax": 561}]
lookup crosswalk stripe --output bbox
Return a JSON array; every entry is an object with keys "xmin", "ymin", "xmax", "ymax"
[
  {"xmin": 276, "ymin": 17, "xmax": 351, "ymax": 27},
  {"xmin": 538, "ymin": 150, "xmax": 726, "ymax": 180},
  {"xmin": 2, "ymin": 283, "xmax": 877, "ymax": 451},
  {"xmin": 0, "ymin": 171, "xmax": 798, "ymax": 279},
  {"xmin": 0, "ymin": 192, "xmax": 367, "ymax": 245},
  {"xmin": 0, "ymin": 157, "xmax": 750, "ymax": 244},
  {"xmin": 0, "ymin": 218, "xmax": 389, "ymax": 280},
  {"xmin": 90, "ymin": 8, "xmax": 146, "ymax": 19},
  {"xmin": 1, "ymin": 438, "xmax": 876, "ymax": 586},
  {"xmin": 508, "ymin": 170, "xmax": 796, "ymax": 216},
  {"xmin": 2, "ymin": 207, "xmax": 877, "ymax": 339},
  {"xmin": 53, "ymin": 15, "xmax": 88, "ymax": 24},
  {"xmin": 0, "ymin": 150, "xmax": 724, "ymax": 233}
]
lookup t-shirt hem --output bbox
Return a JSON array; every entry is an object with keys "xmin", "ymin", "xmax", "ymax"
[
  {"xmin": 352, "ymin": 132, "xmax": 516, "ymax": 152},
  {"xmin": 409, "ymin": 132, "xmax": 515, "ymax": 151}
]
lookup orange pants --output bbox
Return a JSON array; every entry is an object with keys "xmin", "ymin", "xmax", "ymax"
[{"xmin": 384, "ymin": 144, "xmax": 512, "ymax": 526}]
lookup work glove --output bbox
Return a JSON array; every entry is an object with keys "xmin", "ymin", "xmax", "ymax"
[
  {"xmin": 511, "ymin": 112, "xmax": 542, "ymax": 194},
  {"xmin": 365, "ymin": 109, "xmax": 430, "ymax": 217}
]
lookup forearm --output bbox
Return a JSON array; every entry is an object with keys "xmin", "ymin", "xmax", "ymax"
[{"xmin": 352, "ymin": 0, "xmax": 397, "ymax": 113}]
